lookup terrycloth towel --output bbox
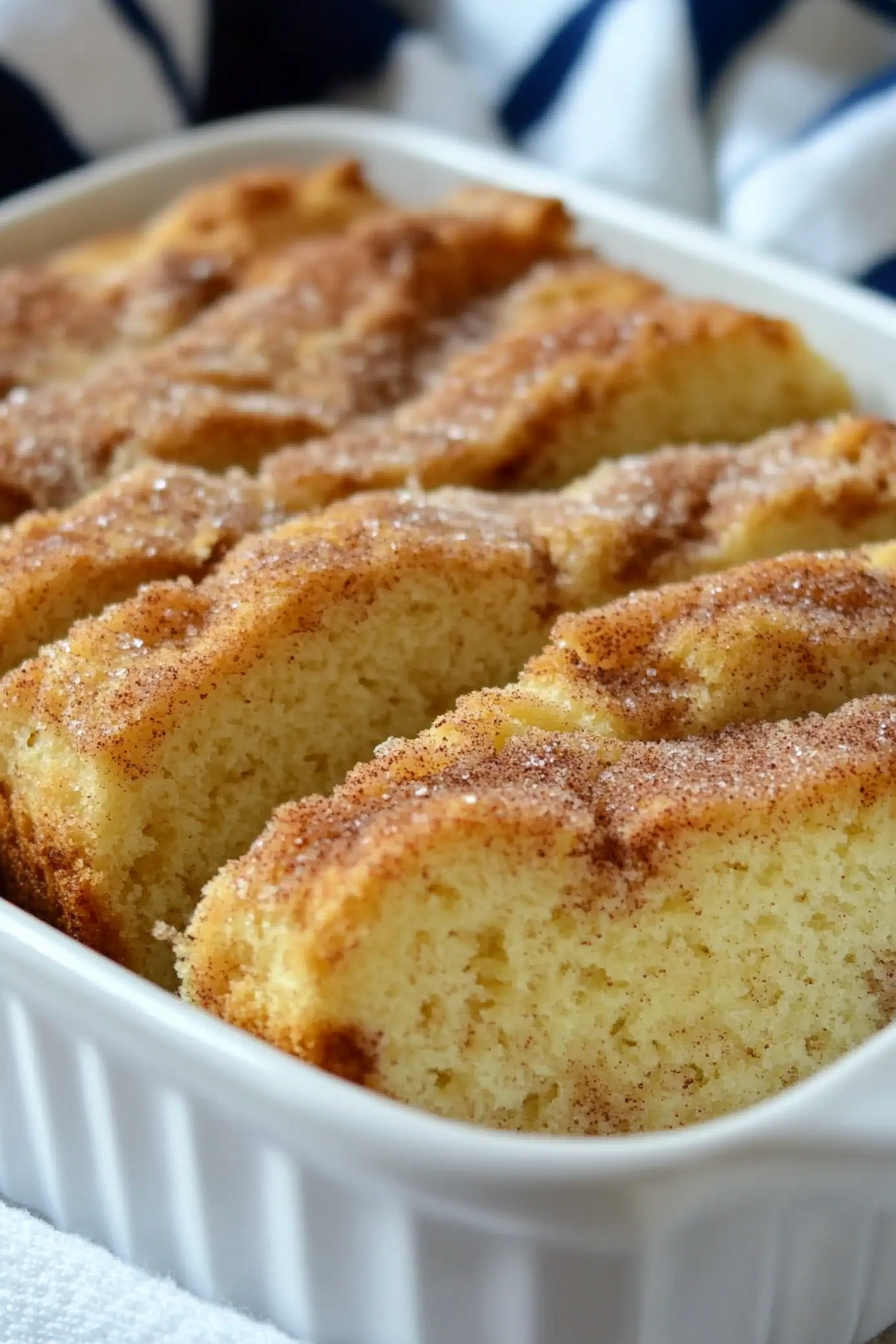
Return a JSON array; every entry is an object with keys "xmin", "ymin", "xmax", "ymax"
[
  {"xmin": 0, "ymin": 1196, "xmax": 894, "ymax": 1344},
  {"xmin": 2, "ymin": 1, "xmax": 896, "ymax": 1340},
  {"xmin": 0, "ymin": 1201, "xmax": 292, "ymax": 1343}
]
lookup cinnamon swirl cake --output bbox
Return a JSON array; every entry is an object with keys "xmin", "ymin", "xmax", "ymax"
[
  {"xmin": 182, "ymin": 543, "xmax": 896, "ymax": 1135},
  {"xmin": 0, "ymin": 185, "xmax": 575, "ymax": 517},
  {"xmin": 2, "ymin": 414, "xmax": 896, "ymax": 986},
  {"xmin": 0, "ymin": 159, "xmax": 383, "ymax": 393},
  {"xmin": 0, "ymin": 462, "xmax": 280, "ymax": 676},
  {"xmin": 0, "ymin": 171, "xmax": 849, "ymax": 520},
  {"xmin": 260, "ymin": 293, "xmax": 851, "ymax": 508}
]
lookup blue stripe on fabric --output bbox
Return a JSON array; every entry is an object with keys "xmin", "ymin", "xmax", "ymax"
[
  {"xmin": 199, "ymin": 0, "xmax": 407, "ymax": 121},
  {"xmin": 106, "ymin": 0, "xmax": 195, "ymax": 119},
  {"xmin": 0, "ymin": 58, "xmax": 86, "ymax": 202},
  {"xmin": 724, "ymin": 55, "xmax": 896, "ymax": 195},
  {"xmin": 791, "ymin": 58, "xmax": 896, "ymax": 142},
  {"xmin": 860, "ymin": 252, "xmax": 896, "ymax": 297},
  {"xmin": 498, "ymin": 0, "xmax": 614, "ymax": 141},
  {"xmin": 849, "ymin": 0, "xmax": 896, "ymax": 24},
  {"xmin": 686, "ymin": 0, "xmax": 791, "ymax": 104}
]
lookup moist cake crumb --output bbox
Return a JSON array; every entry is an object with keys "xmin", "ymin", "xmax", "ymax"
[{"xmin": 181, "ymin": 539, "xmax": 896, "ymax": 1135}]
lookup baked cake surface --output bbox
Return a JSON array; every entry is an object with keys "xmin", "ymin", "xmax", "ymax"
[
  {"xmin": 0, "ymin": 495, "xmax": 557, "ymax": 983},
  {"xmin": 2, "ymin": 415, "xmax": 896, "ymax": 985},
  {"xmin": 0, "ymin": 187, "xmax": 574, "ymax": 517},
  {"xmin": 261, "ymin": 295, "xmax": 851, "ymax": 510},
  {"xmin": 0, "ymin": 461, "xmax": 279, "ymax": 676},
  {"xmin": 0, "ymin": 160, "xmax": 382, "ymax": 393},
  {"xmin": 181, "ymin": 542, "xmax": 896, "ymax": 1134}
]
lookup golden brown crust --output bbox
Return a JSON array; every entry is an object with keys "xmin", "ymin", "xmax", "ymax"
[
  {"xmin": 0, "ymin": 461, "xmax": 279, "ymax": 676},
  {"xmin": 519, "ymin": 541, "xmax": 896, "ymax": 741},
  {"xmin": 6, "ymin": 413, "xmax": 896, "ymax": 986},
  {"xmin": 232, "ymin": 538, "xmax": 896, "ymax": 897},
  {"xmin": 243, "ymin": 183, "xmax": 572, "ymax": 290},
  {"xmin": 494, "ymin": 255, "xmax": 666, "ymax": 330},
  {"xmin": 180, "ymin": 542, "xmax": 896, "ymax": 1133},
  {"xmin": 0, "ymin": 161, "xmax": 383, "ymax": 394},
  {"xmin": 125, "ymin": 160, "xmax": 381, "ymax": 270},
  {"xmin": 0, "ymin": 269, "xmax": 126, "ymax": 394},
  {"xmin": 517, "ymin": 414, "xmax": 896, "ymax": 608},
  {"xmin": 185, "ymin": 695, "xmax": 896, "ymax": 932},
  {"xmin": 0, "ymin": 492, "xmax": 553, "ymax": 765},
  {"xmin": 0, "ymin": 188, "xmax": 576, "ymax": 516},
  {"xmin": 0, "ymin": 777, "xmax": 128, "ymax": 960},
  {"xmin": 0, "ymin": 377, "xmax": 318, "ymax": 520},
  {"xmin": 261, "ymin": 297, "xmax": 852, "ymax": 510}
]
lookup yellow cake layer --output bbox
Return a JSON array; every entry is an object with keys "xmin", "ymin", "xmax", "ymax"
[
  {"xmin": 181, "ymin": 542, "xmax": 896, "ymax": 1135},
  {"xmin": 0, "ymin": 414, "xmax": 894, "ymax": 986}
]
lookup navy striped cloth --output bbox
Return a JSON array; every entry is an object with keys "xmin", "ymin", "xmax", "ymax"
[{"xmin": 1, "ymin": 0, "xmax": 896, "ymax": 296}]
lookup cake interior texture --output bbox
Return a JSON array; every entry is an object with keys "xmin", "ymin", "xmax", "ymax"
[
  {"xmin": 3, "ymin": 416, "xmax": 896, "ymax": 993},
  {"xmin": 181, "ymin": 544, "xmax": 896, "ymax": 1134},
  {"xmin": 0, "ymin": 163, "xmax": 890, "ymax": 1138},
  {"xmin": 0, "ymin": 500, "xmax": 555, "ymax": 985}
]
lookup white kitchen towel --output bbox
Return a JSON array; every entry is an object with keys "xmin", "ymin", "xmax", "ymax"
[
  {"xmin": 0, "ymin": 1196, "xmax": 895, "ymax": 1344},
  {"xmin": 0, "ymin": 1201, "xmax": 292, "ymax": 1344},
  {"xmin": 2, "ymin": 1, "xmax": 896, "ymax": 1340}
]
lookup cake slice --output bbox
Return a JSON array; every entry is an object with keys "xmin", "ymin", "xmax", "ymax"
[
  {"xmin": 181, "ymin": 543, "xmax": 896, "ymax": 1135},
  {"xmin": 0, "ymin": 462, "xmax": 280, "ymax": 676},
  {"xmin": 261, "ymin": 294, "xmax": 851, "ymax": 510},
  {"xmin": 0, "ymin": 187, "xmax": 574, "ymax": 517},
  {"xmin": 0, "ymin": 493, "xmax": 559, "ymax": 983},
  {"xmin": 0, "ymin": 160, "xmax": 383, "ymax": 393},
  {"xmin": 1, "ymin": 415, "xmax": 896, "ymax": 985}
]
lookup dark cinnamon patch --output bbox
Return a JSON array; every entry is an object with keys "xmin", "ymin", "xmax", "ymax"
[
  {"xmin": 129, "ymin": 251, "xmax": 236, "ymax": 332},
  {"xmin": 607, "ymin": 461, "xmax": 720, "ymax": 588},
  {"xmin": 313, "ymin": 1025, "xmax": 380, "ymax": 1084},
  {"xmin": 867, "ymin": 955, "xmax": 896, "ymax": 1023},
  {"xmin": 570, "ymin": 819, "xmax": 655, "ymax": 916},
  {"xmin": 571, "ymin": 1064, "xmax": 647, "ymax": 1135}
]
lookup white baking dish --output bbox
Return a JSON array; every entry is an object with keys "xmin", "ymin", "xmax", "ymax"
[{"xmin": 2, "ymin": 110, "xmax": 896, "ymax": 1344}]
